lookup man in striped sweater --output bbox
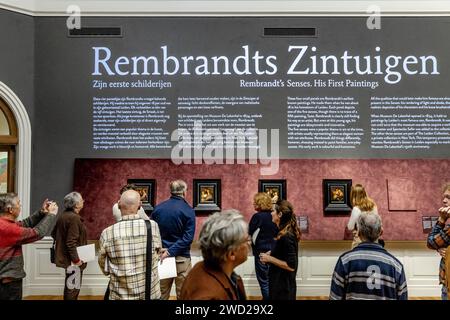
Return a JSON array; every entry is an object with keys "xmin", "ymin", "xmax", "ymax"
[
  {"xmin": 330, "ymin": 212, "xmax": 408, "ymax": 300},
  {"xmin": 0, "ymin": 193, "xmax": 58, "ymax": 300}
]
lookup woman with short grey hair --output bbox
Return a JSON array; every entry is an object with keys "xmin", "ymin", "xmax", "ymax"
[
  {"xmin": 63, "ymin": 191, "xmax": 83, "ymax": 211},
  {"xmin": 180, "ymin": 210, "xmax": 248, "ymax": 300},
  {"xmin": 51, "ymin": 191, "xmax": 87, "ymax": 300}
]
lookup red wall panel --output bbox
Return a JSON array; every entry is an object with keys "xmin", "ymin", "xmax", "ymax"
[{"xmin": 73, "ymin": 159, "xmax": 450, "ymax": 241}]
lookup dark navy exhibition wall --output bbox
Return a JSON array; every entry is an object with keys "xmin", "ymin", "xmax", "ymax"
[
  {"xmin": 0, "ymin": 10, "xmax": 34, "ymax": 120},
  {"xmin": 32, "ymin": 16, "xmax": 450, "ymax": 211},
  {"xmin": 74, "ymin": 158, "xmax": 449, "ymax": 240}
]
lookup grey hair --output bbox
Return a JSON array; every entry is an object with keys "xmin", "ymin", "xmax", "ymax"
[
  {"xmin": 170, "ymin": 180, "xmax": 187, "ymax": 196},
  {"xmin": 357, "ymin": 212, "xmax": 382, "ymax": 242},
  {"xmin": 199, "ymin": 209, "xmax": 248, "ymax": 269},
  {"xmin": 0, "ymin": 193, "xmax": 18, "ymax": 215},
  {"xmin": 63, "ymin": 191, "xmax": 83, "ymax": 210}
]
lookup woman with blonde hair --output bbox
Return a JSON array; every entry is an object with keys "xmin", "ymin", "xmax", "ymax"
[
  {"xmin": 248, "ymin": 192, "xmax": 278, "ymax": 300},
  {"xmin": 260, "ymin": 200, "xmax": 301, "ymax": 300},
  {"xmin": 347, "ymin": 184, "xmax": 378, "ymax": 248}
]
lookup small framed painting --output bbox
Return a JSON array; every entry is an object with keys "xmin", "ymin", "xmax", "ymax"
[
  {"xmin": 258, "ymin": 180, "xmax": 287, "ymax": 204},
  {"xmin": 323, "ymin": 179, "xmax": 352, "ymax": 215},
  {"xmin": 193, "ymin": 179, "xmax": 221, "ymax": 213}
]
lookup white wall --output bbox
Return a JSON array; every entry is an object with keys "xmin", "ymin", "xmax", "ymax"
[
  {"xmin": 1, "ymin": 0, "xmax": 450, "ymax": 16},
  {"xmin": 23, "ymin": 239, "xmax": 442, "ymax": 298}
]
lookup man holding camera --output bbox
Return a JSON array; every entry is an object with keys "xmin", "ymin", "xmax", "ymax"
[
  {"xmin": 0, "ymin": 193, "xmax": 58, "ymax": 300},
  {"xmin": 427, "ymin": 183, "xmax": 450, "ymax": 300}
]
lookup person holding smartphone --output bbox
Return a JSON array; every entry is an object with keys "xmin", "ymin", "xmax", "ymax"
[{"xmin": 0, "ymin": 193, "xmax": 58, "ymax": 300}]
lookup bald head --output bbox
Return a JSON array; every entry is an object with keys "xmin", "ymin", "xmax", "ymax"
[{"xmin": 118, "ymin": 190, "xmax": 141, "ymax": 216}]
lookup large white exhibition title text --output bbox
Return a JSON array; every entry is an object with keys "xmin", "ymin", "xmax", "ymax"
[{"xmin": 92, "ymin": 46, "xmax": 439, "ymax": 84}]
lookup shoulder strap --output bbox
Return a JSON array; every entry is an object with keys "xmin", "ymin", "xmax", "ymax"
[{"xmin": 145, "ymin": 220, "xmax": 153, "ymax": 300}]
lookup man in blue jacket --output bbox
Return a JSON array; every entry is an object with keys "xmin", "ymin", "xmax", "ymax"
[{"xmin": 151, "ymin": 180, "xmax": 195, "ymax": 300}]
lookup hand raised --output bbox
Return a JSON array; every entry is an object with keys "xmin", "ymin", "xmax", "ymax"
[
  {"xmin": 438, "ymin": 207, "xmax": 450, "ymax": 223},
  {"xmin": 40, "ymin": 198, "xmax": 50, "ymax": 213},
  {"xmin": 47, "ymin": 202, "xmax": 58, "ymax": 215}
]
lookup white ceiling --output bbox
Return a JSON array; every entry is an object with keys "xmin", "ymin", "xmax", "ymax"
[{"xmin": 1, "ymin": 0, "xmax": 450, "ymax": 16}]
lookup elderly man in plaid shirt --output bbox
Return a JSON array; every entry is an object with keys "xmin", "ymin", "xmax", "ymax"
[
  {"xmin": 98, "ymin": 190, "xmax": 162, "ymax": 300},
  {"xmin": 427, "ymin": 183, "xmax": 450, "ymax": 300}
]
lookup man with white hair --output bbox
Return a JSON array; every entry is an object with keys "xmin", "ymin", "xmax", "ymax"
[
  {"xmin": 330, "ymin": 212, "xmax": 408, "ymax": 300},
  {"xmin": 151, "ymin": 180, "xmax": 195, "ymax": 300},
  {"xmin": 98, "ymin": 190, "xmax": 162, "ymax": 300}
]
